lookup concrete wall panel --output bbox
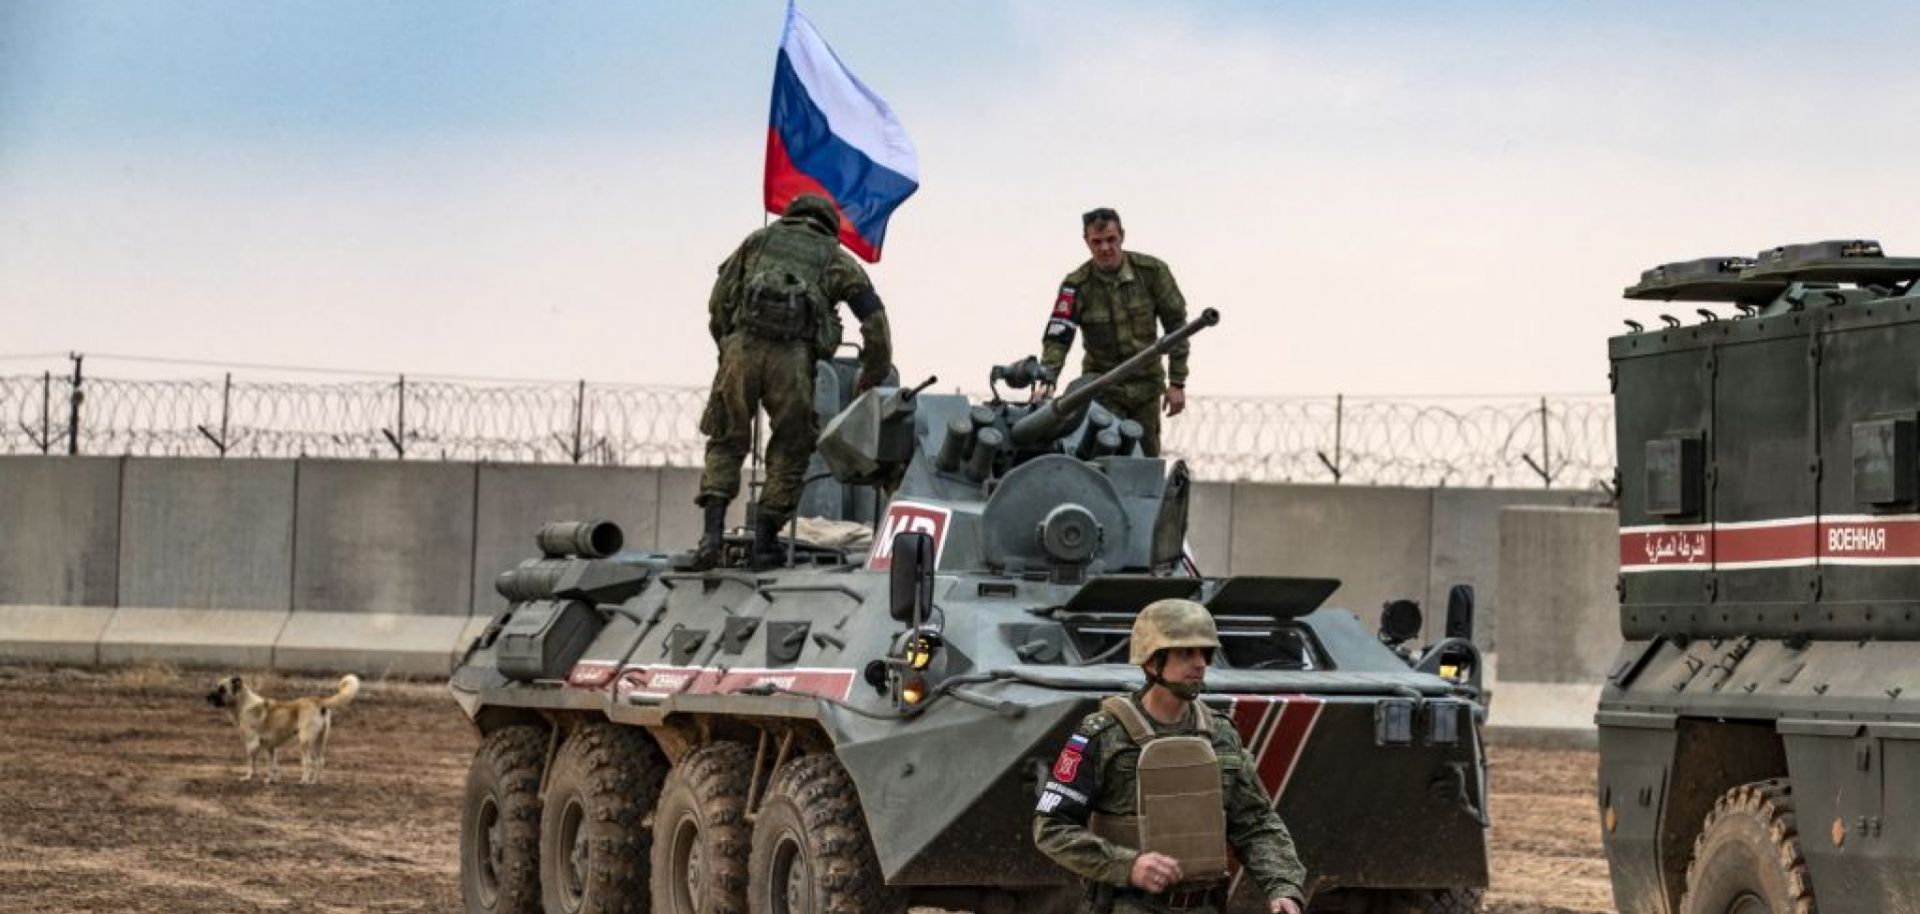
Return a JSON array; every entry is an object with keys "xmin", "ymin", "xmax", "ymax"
[
  {"xmin": 656, "ymin": 466, "xmax": 745, "ymax": 556},
  {"xmin": 98, "ymin": 607, "xmax": 288, "ymax": 668},
  {"xmin": 1186, "ymin": 481, "xmax": 1234, "ymax": 577},
  {"xmin": 1228, "ymin": 484, "xmax": 1432, "ymax": 626},
  {"xmin": 0, "ymin": 456, "xmax": 121, "ymax": 605},
  {"xmin": 275, "ymin": 611, "xmax": 470, "ymax": 676},
  {"xmin": 472, "ymin": 464, "xmax": 660, "ymax": 616},
  {"xmin": 118, "ymin": 458, "xmax": 295, "ymax": 610},
  {"xmin": 1427, "ymin": 488, "xmax": 1609, "ymax": 648},
  {"xmin": 1496, "ymin": 506, "xmax": 1621, "ymax": 683},
  {"xmin": 0, "ymin": 605, "xmax": 112, "ymax": 664},
  {"xmin": 292, "ymin": 461, "xmax": 476, "ymax": 616}
]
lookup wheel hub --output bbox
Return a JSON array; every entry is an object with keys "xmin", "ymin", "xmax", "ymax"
[
  {"xmin": 559, "ymin": 797, "xmax": 588, "ymax": 911},
  {"xmin": 474, "ymin": 795, "xmax": 502, "ymax": 906},
  {"xmin": 773, "ymin": 831, "xmax": 810, "ymax": 914},
  {"xmin": 1726, "ymin": 893, "xmax": 1771, "ymax": 914},
  {"xmin": 672, "ymin": 815, "xmax": 706, "ymax": 914}
]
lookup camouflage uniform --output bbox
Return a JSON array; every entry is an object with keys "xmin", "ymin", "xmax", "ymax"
[
  {"xmin": 1033, "ymin": 694, "xmax": 1307, "ymax": 914},
  {"xmin": 698, "ymin": 196, "xmax": 892, "ymax": 518},
  {"xmin": 1040, "ymin": 252, "xmax": 1191, "ymax": 457}
]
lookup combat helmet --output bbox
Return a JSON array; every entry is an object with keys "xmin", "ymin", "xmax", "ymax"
[
  {"xmin": 782, "ymin": 194, "xmax": 842, "ymax": 237},
  {"xmin": 1130, "ymin": 598, "xmax": 1220, "ymax": 666}
]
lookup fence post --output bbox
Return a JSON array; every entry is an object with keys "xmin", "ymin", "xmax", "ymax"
[
  {"xmin": 196, "ymin": 372, "xmax": 235, "ymax": 456},
  {"xmin": 1540, "ymin": 396, "xmax": 1552, "ymax": 489},
  {"xmin": 40, "ymin": 370, "xmax": 51, "ymax": 455},
  {"xmin": 572, "ymin": 379, "xmax": 586, "ymax": 464},
  {"xmin": 381, "ymin": 373, "xmax": 408, "ymax": 459},
  {"xmin": 1315, "ymin": 393, "xmax": 1345, "ymax": 483},
  {"xmin": 66, "ymin": 352, "xmax": 84, "ymax": 455}
]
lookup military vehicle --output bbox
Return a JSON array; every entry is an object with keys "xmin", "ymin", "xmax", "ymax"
[
  {"xmin": 1600, "ymin": 239, "xmax": 1920, "ymax": 914},
  {"xmin": 450, "ymin": 309, "xmax": 1492, "ymax": 914}
]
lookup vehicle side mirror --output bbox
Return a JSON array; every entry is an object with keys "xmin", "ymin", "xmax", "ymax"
[
  {"xmin": 889, "ymin": 531, "xmax": 935, "ymax": 624},
  {"xmin": 1445, "ymin": 584, "xmax": 1475, "ymax": 641}
]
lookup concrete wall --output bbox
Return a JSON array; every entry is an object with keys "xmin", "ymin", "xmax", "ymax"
[
  {"xmin": 1496, "ymin": 505, "xmax": 1622, "ymax": 683},
  {"xmin": 0, "ymin": 455, "xmax": 1619, "ymax": 681},
  {"xmin": 472, "ymin": 464, "xmax": 660, "ymax": 616},
  {"xmin": 118, "ymin": 458, "xmax": 296, "ymax": 610},
  {"xmin": 0, "ymin": 456, "xmax": 121, "ymax": 606},
  {"xmin": 1426, "ymin": 488, "xmax": 1606, "ymax": 648},
  {"xmin": 1227, "ymin": 483, "xmax": 1434, "ymax": 626},
  {"xmin": 1200, "ymin": 480, "xmax": 1607, "ymax": 643},
  {"xmin": 293, "ymin": 460, "xmax": 478, "ymax": 616}
]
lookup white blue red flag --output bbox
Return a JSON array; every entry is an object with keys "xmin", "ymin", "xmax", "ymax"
[{"xmin": 765, "ymin": 1, "xmax": 919, "ymax": 263}]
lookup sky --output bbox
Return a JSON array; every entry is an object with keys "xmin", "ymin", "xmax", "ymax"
[{"xmin": 4, "ymin": 1, "xmax": 1919, "ymax": 395}]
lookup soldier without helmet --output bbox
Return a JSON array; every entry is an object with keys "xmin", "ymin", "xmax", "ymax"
[
  {"xmin": 687, "ymin": 194, "xmax": 893, "ymax": 570},
  {"xmin": 1036, "ymin": 207, "xmax": 1194, "ymax": 457},
  {"xmin": 1034, "ymin": 599, "xmax": 1307, "ymax": 914}
]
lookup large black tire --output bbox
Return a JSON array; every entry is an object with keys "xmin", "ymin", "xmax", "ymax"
[
  {"xmin": 460, "ymin": 725, "xmax": 548, "ymax": 914},
  {"xmin": 541, "ymin": 723, "xmax": 670, "ymax": 914},
  {"xmin": 1360, "ymin": 887, "xmax": 1483, "ymax": 914},
  {"xmin": 746, "ymin": 753, "xmax": 902, "ymax": 914},
  {"xmin": 1419, "ymin": 888, "xmax": 1484, "ymax": 914},
  {"xmin": 1680, "ymin": 779, "xmax": 1816, "ymax": 914},
  {"xmin": 651, "ymin": 742, "xmax": 754, "ymax": 914}
]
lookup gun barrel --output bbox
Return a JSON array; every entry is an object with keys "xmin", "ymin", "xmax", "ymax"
[{"xmin": 1010, "ymin": 307, "xmax": 1219, "ymax": 448}]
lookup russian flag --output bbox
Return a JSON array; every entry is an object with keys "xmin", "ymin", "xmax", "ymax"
[{"xmin": 765, "ymin": 2, "xmax": 919, "ymax": 263}]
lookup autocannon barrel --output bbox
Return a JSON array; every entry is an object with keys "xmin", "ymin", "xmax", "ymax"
[
  {"xmin": 1009, "ymin": 307, "xmax": 1220, "ymax": 448},
  {"xmin": 536, "ymin": 520, "xmax": 624, "ymax": 559}
]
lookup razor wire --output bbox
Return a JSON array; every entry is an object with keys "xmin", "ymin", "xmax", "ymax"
[{"xmin": 0, "ymin": 370, "xmax": 1614, "ymax": 488}]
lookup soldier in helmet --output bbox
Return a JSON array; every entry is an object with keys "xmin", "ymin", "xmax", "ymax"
[
  {"xmin": 689, "ymin": 194, "xmax": 893, "ymax": 570},
  {"xmin": 1035, "ymin": 207, "xmax": 1192, "ymax": 457},
  {"xmin": 1034, "ymin": 599, "xmax": 1307, "ymax": 914}
]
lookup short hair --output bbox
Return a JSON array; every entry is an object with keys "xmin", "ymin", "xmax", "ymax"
[{"xmin": 1081, "ymin": 207, "xmax": 1123, "ymax": 231}]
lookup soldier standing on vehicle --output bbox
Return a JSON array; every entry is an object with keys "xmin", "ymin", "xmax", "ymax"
[
  {"xmin": 1036, "ymin": 207, "xmax": 1192, "ymax": 457},
  {"xmin": 1034, "ymin": 599, "xmax": 1307, "ymax": 914},
  {"xmin": 688, "ymin": 194, "xmax": 893, "ymax": 571}
]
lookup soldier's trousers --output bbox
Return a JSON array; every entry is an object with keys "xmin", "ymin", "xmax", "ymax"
[
  {"xmin": 1095, "ymin": 386, "xmax": 1165, "ymax": 458},
  {"xmin": 697, "ymin": 334, "xmax": 817, "ymax": 516}
]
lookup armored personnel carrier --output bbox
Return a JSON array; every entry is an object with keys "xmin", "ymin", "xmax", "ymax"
[
  {"xmin": 1600, "ymin": 240, "xmax": 1920, "ymax": 914},
  {"xmin": 450, "ymin": 310, "xmax": 1491, "ymax": 914}
]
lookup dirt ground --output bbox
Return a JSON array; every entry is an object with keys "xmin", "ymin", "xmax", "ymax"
[{"xmin": 0, "ymin": 666, "xmax": 1613, "ymax": 914}]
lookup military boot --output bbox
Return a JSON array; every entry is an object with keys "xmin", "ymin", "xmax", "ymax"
[
  {"xmin": 750, "ymin": 510, "xmax": 789, "ymax": 570},
  {"xmin": 676, "ymin": 502, "xmax": 729, "ymax": 571}
]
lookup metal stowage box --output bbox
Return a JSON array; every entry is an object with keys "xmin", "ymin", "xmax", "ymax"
[{"xmin": 496, "ymin": 599, "xmax": 603, "ymax": 681}]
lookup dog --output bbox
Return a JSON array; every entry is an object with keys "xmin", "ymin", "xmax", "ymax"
[{"xmin": 205, "ymin": 673, "xmax": 360, "ymax": 784}]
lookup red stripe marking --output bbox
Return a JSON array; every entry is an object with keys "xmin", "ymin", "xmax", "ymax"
[
  {"xmin": 1228, "ymin": 696, "xmax": 1269, "ymax": 743},
  {"xmin": 1819, "ymin": 519, "xmax": 1920, "ymax": 561},
  {"xmin": 1622, "ymin": 516, "xmax": 1920, "ymax": 570},
  {"xmin": 1716, "ymin": 522, "xmax": 1815, "ymax": 564},
  {"xmin": 616, "ymin": 666, "xmax": 855, "ymax": 702},
  {"xmin": 1256, "ymin": 697, "xmax": 1324, "ymax": 800},
  {"xmin": 1620, "ymin": 527, "xmax": 1712, "ymax": 567}
]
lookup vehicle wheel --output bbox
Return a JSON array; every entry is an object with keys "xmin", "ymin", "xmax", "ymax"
[
  {"xmin": 1359, "ymin": 888, "xmax": 1482, "ymax": 914},
  {"xmin": 461, "ymin": 725, "xmax": 548, "ymax": 914},
  {"xmin": 1679, "ymin": 779, "xmax": 1815, "ymax": 914},
  {"xmin": 652, "ymin": 741, "xmax": 754, "ymax": 914},
  {"xmin": 541, "ymin": 723, "xmax": 669, "ymax": 914},
  {"xmin": 1419, "ymin": 887, "xmax": 1484, "ymax": 914},
  {"xmin": 747, "ymin": 753, "xmax": 902, "ymax": 914}
]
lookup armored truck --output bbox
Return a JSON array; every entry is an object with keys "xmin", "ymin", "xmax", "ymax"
[
  {"xmin": 450, "ymin": 310, "xmax": 1491, "ymax": 914},
  {"xmin": 1600, "ymin": 240, "xmax": 1920, "ymax": 914}
]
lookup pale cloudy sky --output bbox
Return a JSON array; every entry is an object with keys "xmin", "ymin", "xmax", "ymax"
[{"xmin": 4, "ymin": 1, "xmax": 1918, "ymax": 395}]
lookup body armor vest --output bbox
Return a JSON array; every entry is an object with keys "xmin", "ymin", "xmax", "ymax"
[
  {"xmin": 1088, "ymin": 695, "xmax": 1231, "ymax": 885},
  {"xmin": 737, "ymin": 223, "xmax": 838, "ymax": 348}
]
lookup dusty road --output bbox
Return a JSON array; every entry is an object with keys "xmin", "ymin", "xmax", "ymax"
[{"xmin": 0, "ymin": 666, "xmax": 1611, "ymax": 913}]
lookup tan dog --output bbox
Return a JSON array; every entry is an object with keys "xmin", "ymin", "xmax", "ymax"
[{"xmin": 205, "ymin": 673, "xmax": 360, "ymax": 784}]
